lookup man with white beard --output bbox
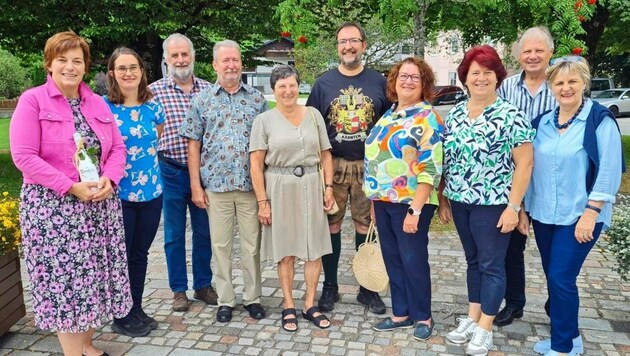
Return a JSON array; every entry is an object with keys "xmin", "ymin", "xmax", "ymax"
[{"xmin": 149, "ymin": 33, "xmax": 217, "ymax": 312}]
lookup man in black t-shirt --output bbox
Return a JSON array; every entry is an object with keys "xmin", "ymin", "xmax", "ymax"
[{"xmin": 306, "ymin": 21, "xmax": 390, "ymax": 314}]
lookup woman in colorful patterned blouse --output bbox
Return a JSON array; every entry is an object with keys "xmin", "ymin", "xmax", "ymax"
[
  {"xmin": 363, "ymin": 57, "xmax": 445, "ymax": 340},
  {"xmin": 104, "ymin": 47, "xmax": 165, "ymax": 337},
  {"xmin": 526, "ymin": 57, "xmax": 622, "ymax": 356},
  {"xmin": 438, "ymin": 45, "xmax": 534, "ymax": 355}
]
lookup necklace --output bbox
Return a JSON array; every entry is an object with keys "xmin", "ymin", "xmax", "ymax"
[{"xmin": 553, "ymin": 100, "xmax": 584, "ymax": 129}]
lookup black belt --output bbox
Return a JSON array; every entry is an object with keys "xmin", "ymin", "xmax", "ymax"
[
  {"xmin": 158, "ymin": 152, "xmax": 187, "ymax": 170},
  {"xmin": 266, "ymin": 165, "xmax": 318, "ymax": 177}
]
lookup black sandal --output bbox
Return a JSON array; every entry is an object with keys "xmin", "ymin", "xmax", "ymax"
[
  {"xmin": 302, "ymin": 306, "xmax": 330, "ymax": 329},
  {"xmin": 281, "ymin": 308, "xmax": 298, "ymax": 332}
]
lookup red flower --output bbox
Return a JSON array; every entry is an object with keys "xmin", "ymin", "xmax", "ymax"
[
  {"xmin": 280, "ymin": 31, "xmax": 291, "ymax": 38},
  {"xmin": 579, "ymin": 15, "xmax": 586, "ymax": 22},
  {"xmin": 587, "ymin": 0, "xmax": 596, "ymax": 5},
  {"xmin": 298, "ymin": 35, "xmax": 308, "ymax": 44},
  {"xmin": 574, "ymin": 0, "xmax": 583, "ymax": 10},
  {"xmin": 572, "ymin": 47, "xmax": 583, "ymax": 55}
]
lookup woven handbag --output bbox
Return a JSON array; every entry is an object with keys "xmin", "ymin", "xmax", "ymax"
[{"xmin": 352, "ymin": 221, "xmax": 389, "ymax": 292}]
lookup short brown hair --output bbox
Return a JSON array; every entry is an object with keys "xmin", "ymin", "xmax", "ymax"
[
  {"xmin": 457, "ymin": 45, "xmax": 507, "ymax": 90},
  {"xmin": 106, "ymin": 47, "xmax": 154, "ymax": 104},
  {"xmin": 44, "ymin": 31, "xmax": 90, "ymax": 72},
  {"xmin": 386, "ymin": 57, "xmax": 436, "ymax": 103}
]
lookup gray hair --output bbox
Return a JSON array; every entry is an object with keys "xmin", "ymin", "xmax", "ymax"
[
  {"xmin": 546, "ymin": 56, "xmax": 591, "ymax": 93},
  {"xmin": 213, "ymin": 40, "xmax": 241, "ymax": 61},
  {"xmin": 162, "ymin": 33, "xmax": 195, "ymax": 59},
  {"xmin": 270, "ymin": 65, "xmax": 300, "ymax": 90},
  {"xmin": 518, "ymin": 26, "xmax": 554, "ymax": 52}
]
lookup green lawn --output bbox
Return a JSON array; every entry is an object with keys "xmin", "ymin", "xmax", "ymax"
[{"xmin": 0, "ymin": 118, "xmax": 9, "ymax": 151}]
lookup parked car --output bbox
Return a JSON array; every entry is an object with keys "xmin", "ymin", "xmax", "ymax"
[
  {"xmin": 592, "ymin": 88, "xmax": 630, "ymax": 117},
  {"xmin": 433, "ymin": 85, "xmax": 464, "ymax": 105},
  {"xmin": 590, "ymin": 77, "xmax": 614, "ymax": 97},
  {"xmin": 298, "ymin": 83, "xmax": 312, "ymax": 94}
]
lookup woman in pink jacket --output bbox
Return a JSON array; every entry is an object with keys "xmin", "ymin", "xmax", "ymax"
[{"xmin": 10, "ymin": 31, "xmax": 131, "ymax": 356}]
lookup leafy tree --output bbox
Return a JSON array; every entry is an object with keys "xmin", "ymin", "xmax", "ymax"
[
  {"xmin": 0, "ymin": 0, "xmax": 281, "ymax": 82},
  {"xmin": 0, "ymin": 49, "xmax": 31, "ymax": 98}
]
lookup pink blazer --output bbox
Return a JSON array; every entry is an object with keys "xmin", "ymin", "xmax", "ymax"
[{"xmin": 10, "ymin": 75, "xmax": 126, "ymax": 196}]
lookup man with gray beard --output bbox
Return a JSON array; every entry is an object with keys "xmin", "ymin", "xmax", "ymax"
[{"xmin": 149, "ymin": 33, "xmax": 217, "ymax": 312}]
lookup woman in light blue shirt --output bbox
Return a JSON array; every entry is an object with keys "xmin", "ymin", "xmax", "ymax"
[{"xmin": 526, "ymin": 56, "xmax": 623, "ymax": 356}]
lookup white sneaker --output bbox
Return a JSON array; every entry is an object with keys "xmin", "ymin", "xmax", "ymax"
[
  {"xmin": 466, "ymin": 326, "xmax": 493, "ymax": 355},
  {"xmin": 534, "ymin": 335, "xmax": 584, "ymax": 355},
  {"xmin": 446, "ymin": 317, "xmax": 477, "ymax": 344}
]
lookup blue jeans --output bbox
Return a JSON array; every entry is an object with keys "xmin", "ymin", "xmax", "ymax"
[
  {"xmin": 159, "ymin": 158, "xmax": 212, "ymax": 292},
  {"xmin": 373, "ymin": 201, "xmax": 435, "ymax": 321},
  {"xmin": 504, "ymin": 229, "xmax": 527, "ymax": 310},
  {"xmin": 533, "ymin": 220, "xmax": 603, "ymax": 353},
  {"xmin": 450, "ymin": 201, "xmax": 511, "ymax": 316},
  {"xmin": 121, "ymin": 196, "xmax": 163, "ymax": 312}
]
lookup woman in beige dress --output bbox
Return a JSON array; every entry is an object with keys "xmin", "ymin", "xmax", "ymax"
[{"xmin": 250, "ymin": 65, "xmax": 335, "ymax": 332}]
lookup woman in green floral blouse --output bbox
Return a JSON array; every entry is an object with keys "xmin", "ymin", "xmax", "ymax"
[{"xmin": 438, "ymin": 45, "xmax": 534, "ymax": 356}]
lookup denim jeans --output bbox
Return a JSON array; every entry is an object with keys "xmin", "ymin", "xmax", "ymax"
[
  {"xmin": 121, "ymin": 196, "xmax": 163, "ymax": 312},
  {"xmin": 450, "ymin": 201, "xmax": 511, "ymax": 316},
  {"xmin": 533, "ymin": 220, "xmax": 603, "ymax": 353},
  {"xmin": 373, "ymin": 201, "xmax": 435, "ymax": 321},
  {"xmin": 159, "ymin": 158, "xmax": 212, "ymax": 292}
]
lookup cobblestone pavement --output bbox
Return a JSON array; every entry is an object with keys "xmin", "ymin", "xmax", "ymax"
[{"xmin": 1, "ymin": 214, "xmax": 629, "ymax": 356}]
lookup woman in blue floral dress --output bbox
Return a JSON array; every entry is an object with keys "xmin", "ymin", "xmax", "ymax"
[
  {"xmin": 10, "ymin": 32, "xmax": 131, "ymax": 356},
  {"xmin": 104, "ymin": 47, "xmax": 165, "ymax": 337}
]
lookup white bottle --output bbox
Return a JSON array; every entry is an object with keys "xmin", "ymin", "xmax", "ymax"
[{"xmin": 73, "ymin": 133, "xmax": 100, "ymax": 186}]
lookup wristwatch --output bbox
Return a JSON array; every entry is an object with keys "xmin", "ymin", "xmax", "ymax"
[
  {"xmin": 408, "ymin": 207, "xmax": 422, "ymax": 216},
  {"xmin": 507, "ymin": 202, "xmax": 522, "ymax": 213}
]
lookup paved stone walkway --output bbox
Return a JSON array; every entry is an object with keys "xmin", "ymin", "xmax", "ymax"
[{"xmin": 1, "ymin": 215, "xmax": 629, "ymax": 355}]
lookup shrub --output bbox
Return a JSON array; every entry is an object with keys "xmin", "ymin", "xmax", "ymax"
[
  {"xmin": 601, "ymin": 205, "xmax": 630, "ymax": 281},
  {"xmin": 0, "ymin": 192, "xmax": 20, "ymax": 256},
  {"xmin": 0, "ymin": 49, "xmax": 31, "ymax": 99}
]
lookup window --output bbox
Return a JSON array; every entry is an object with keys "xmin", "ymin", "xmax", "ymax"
[{"xmin": 449, "ymin": 72, "xmax": 457, "ymax": 86}]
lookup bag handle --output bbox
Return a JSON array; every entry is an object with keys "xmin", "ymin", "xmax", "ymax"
[{"xmin": 365, "ymin": 220, "xmax": 379, "ymax": 244}]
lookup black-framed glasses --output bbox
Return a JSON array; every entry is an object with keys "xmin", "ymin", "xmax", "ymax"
[
  {"xmin": 336, "ymin": 38, "xmax": 363, "ymax": 46},
  {"xmin": 550, "ymin": 56, "xmax": 585, "ymax": 66},
  {"xmin": 398, "ymin": 74, "xmax": 421, "ymax": 83},
  {"xmin": 114, "ymin": 65, "xmax": 141, "ymax": 74}
]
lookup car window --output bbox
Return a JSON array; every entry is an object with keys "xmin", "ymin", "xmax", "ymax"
[{"xmin": 595, "ymin": 90, "xmax": 620, "ymax": 99}]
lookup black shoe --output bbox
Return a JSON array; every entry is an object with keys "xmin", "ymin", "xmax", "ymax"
[
  {"xmin": 133, "ymin": 309, "xmax": 158, "ymax": 330},
  {"xmin": 544, "ymin": 299, "xmax": 551, "ymax": 318},
  {"xmin": 318, "ymin": 282, "xmax": 340, "ymax": 312},
  {"xmin": 216, "ymin": 305, "xmax": 233, "ymax": 323},
  {"xmin": 244, "ymin": 303, "xmax": 266, "ymax": 319},
  {"xmin": 357, "ymin": 286, "xmax": 386, "ymax": 315},
  {"xmin": 493, "ymin": 305, "xmax": 524, "ymax": 326},
  {"xmin": 111, "ymin": 315, "xmax": 151, "ymax": 337}
]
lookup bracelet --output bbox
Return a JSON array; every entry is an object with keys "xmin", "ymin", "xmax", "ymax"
[
  {"xmin": 507, "ymin": 202, "xmax": 521, "ymax": 213},
  {"xmin": 257, "ymin": 199, "xmax": 269, "ymax": 203},
  {"xmin": 585, "ymin": 204, "xmax": 601, "ymax": 213},
  {"xmin": 325, "ymin": 184, "xmax": 333, "ymax": 189}
]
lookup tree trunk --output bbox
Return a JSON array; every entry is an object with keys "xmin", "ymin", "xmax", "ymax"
[
  {"xmin": 413, "ymin": 0, "xmax": 430, "ymax": 57},
  {"xmin": 579, "ymin": 4, "xmax": 610, "ymax": 73}
]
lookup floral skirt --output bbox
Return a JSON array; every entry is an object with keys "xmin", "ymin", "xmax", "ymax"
[{"xmin": 19, "ymin": 184, "xmax": 132, "ymax": 333}]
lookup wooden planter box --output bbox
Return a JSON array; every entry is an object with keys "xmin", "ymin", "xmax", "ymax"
[{"xmin": 0, "ymin": 250, "xmax": 26, "ymax": 337}]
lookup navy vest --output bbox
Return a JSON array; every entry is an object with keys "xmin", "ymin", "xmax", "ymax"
[{"xmin": 531, "ymin": 101, "xmax": 626, "ymax": 193}]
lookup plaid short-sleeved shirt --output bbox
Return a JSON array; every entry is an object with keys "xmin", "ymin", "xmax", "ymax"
[{"xmin": 149, "ymin": 76, "xmax": 210, "ymax": 165}]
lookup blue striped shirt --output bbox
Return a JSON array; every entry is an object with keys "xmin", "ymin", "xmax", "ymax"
[{"xmin": 498, "ymin": 71, "xmax": 556, "ymax": 121}]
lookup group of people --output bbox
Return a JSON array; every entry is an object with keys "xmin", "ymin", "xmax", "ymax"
[{"xmin": 8, "ymin": 21, "xmax": 623, "ymax": 356}]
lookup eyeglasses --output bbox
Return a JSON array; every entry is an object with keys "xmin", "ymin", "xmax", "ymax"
[
  {"xmin": 398, "ymin": 74, "xmax": 421, "ymax": 83},
  {"xmin": 550, "ymin": 56, "xmax": 586, "ymax": 66},
  {"xmin": 336, "ymin": 38, "xmax": 363, "ymax": 46},
  {"xmin": 114, "ymin": 65, "xmax": 141, "ymax": 74}
]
